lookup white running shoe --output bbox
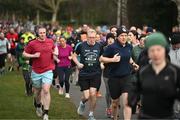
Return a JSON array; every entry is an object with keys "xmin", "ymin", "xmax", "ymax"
[
  {"xmin": 88, "ymin": 115, "xmax": 96, "ymax": 120},
  {"xmin": 77, "ymin": 101, "xmax": 85, "ymax": 115},
  {"xmin": 36, "ymin": 107, "xmax": 43, "ymax": 117},
  {"xmin": 58, "ymin": 88, "xmax": 64, "ymax": 95},
  {"xmin": 88, "ymin": 112, "xmax": 96, "ymax": 120},
  {"xmin": 65, "ymin": 93, "xmax": 70, "ymax": 98},
  {"xmin": 43, "ymin": 114, "xmax": 49, "ymax": 120}
]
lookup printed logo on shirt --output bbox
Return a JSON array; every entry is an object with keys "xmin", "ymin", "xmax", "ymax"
[
  {"xmin": 164, "ymin": 76, "xmax": 170, "ymax": 81},
  {"xmin": 84, "ymin": 52, "xmax": 98, "ymax": 66}
]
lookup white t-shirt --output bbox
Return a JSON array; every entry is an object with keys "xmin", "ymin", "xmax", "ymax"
[
  {"xmin": 0, "ymin": 38, "xmax": 9, "ymax": 54},
  {"xmin": 169, "ymin": 47, "xmax": 180, "ymax": 67}
]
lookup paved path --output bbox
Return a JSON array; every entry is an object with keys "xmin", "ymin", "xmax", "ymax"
[{"xmin": 69, "ymin": 79, "xmax": 138, "ymax": 119}]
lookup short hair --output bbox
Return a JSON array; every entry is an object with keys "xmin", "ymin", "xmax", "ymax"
[
  {"xmin": 37, "ymin": 25, "xmax": 46, "ymax": 31},
  {"xmin": 87, "ymin": 29, "xmax": 96, "ymax": 36}
]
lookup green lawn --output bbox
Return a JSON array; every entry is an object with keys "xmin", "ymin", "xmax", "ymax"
[{"xmin": 0, "ymin": 70, "xmax": 83, "ymax": 119}]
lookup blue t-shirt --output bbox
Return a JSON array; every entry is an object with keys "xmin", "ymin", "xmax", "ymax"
[
  {"xmin": 75, "ymin": 41, "xmax": 103, "ymax": 77},
  {"xmin": 103, "ymin": 41, "xmax": 133, "ymax": 78}
]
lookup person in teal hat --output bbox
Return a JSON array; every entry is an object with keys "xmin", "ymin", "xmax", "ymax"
[{"xmin": 137, "ymin": 32, "xmax": 180, "ymax": 119}]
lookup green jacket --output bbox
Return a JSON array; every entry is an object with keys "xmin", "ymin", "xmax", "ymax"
[{"xmin": 132, "ymin": 45, "xmax": 144, "ymax": 63}]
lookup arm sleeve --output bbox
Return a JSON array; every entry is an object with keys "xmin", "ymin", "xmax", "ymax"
[
  {"xmin": 102, "ymin": 45, "xmax": 113, "ymax": 57},
  {"xmin": 74, "ymin": 43, "xmax": 82, "ymax": 55},
  {"xmin": 24, "ymin": 43, "xmax": 33, "ymax": 54},
  {"xmin": 99, "ymin": 44, "xmax": 104, "ymax": 56}
]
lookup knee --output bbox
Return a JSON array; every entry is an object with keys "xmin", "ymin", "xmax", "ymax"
[
  {"xmin": 89, "ymin": 91, "xmax": 96, "ymax": 97},
  {"xmin": 112, "ymin": 100, "xmax": 119, "ymax": 108},
  {"xmin": 122, "ymin": 97, "xmax": 129, "ymax": 107},
  {"xmin": 43, "ymin": 88, "xmax": 50, "ymax": 95},
  {"xmin": 84, "ymin": 94, "xmax": 90, "ymax": 100}
]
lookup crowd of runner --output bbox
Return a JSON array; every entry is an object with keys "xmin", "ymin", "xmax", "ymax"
[{"xmin": 0, "ymin": 20, "xmax": 180, "ymax": 120}]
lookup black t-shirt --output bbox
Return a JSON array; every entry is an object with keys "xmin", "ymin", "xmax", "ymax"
[
  {"xmin": 75, "ymin": 41, "xmax": 103, "ymax": 77},
  {"xmin": 138, "ymin": 63, "xmax": 180, "ymax": 118}
]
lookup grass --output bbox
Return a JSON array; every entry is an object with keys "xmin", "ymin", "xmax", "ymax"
[{"xmin": 0, "ymin": 70, "xmax": 84, "ymax": 119}]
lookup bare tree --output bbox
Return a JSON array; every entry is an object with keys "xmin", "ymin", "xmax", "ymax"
[
  {"xmin": 173, "ymin": 0, "xmax": 180, "ymax": 24},
  {"xmin": 113, "ymin": 0, "xmax": 128, "ymax": 27},
  {"xmin": 28, "ymin": 0, "xmax": 67, "ymax": 23}
]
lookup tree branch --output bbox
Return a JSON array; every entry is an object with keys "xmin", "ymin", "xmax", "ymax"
[
  {"xmin": 44, "ymin": 0, "xmax": 54, "ymax": 10},
  {"xmin": 112, "ymin": 0, "xmax": 118, "ymax": 5}
]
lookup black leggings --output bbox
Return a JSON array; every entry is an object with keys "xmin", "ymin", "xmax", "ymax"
[
  {"xmin": 0, "ymin": 53, "xmax": 6, "ymax": 69},
  {"xmin": 22, "ymin": 70, "xmax": 32, "ymax": 95},
  {"xmin": 58, "ymin": 66, "xmax": 71, "ymax": 93}
]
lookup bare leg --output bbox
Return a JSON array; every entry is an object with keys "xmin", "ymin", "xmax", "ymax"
[
  {"xmin": 122, "ymin": 92, "xmax": 132, "ymax": 120},
  {"xmin": 111, "ymin": 98, "xmax": 119, "ymax": 120}
]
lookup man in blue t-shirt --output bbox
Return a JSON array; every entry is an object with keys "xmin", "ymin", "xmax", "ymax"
[{"xmin": 73, "ymin": 29, "xmax": 103, "ymax": 120}]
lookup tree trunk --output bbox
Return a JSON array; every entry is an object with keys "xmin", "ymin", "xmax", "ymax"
[
  {"xmin": 12, "ymin": 13, "xmax": 16, "ymax": 22},
  {"xmin": 117, "ymin": 0, "xmax": 121, "ymax": 27},
  {"xmin": 176, "ymin": 0, "xmax": 180, "ymax": 25},
  {"xmin": 52, "ymin": 11, "xmax": 57, "ymax": 23},
  {"xmin": 36, "ymin": 10, "xmax": 40, "ymax": 25}
]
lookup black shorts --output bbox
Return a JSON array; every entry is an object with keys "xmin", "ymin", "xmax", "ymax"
[
  {"xmin": 108, "ymin": 75, "xmax": 133, "ymax": 100},
  {"xmin": 78, "ymin": 75, "xmax": 101, "ymax": 91}
]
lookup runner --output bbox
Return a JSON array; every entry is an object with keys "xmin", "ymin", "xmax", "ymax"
[
  {"xmin": 169, "ymin": 33, "xmax": 180, "ymax": 118},
  {"xmin": 23, "ymin": 26, "xmax": 58, "ymax": 120},
  {"xmin": 17, "ymin": 37, "xmax": 32, "ymax": 96},
  {"xmin": 57, "ymin": 36, "xmax": 73, "ymax": 98},
  {"xmin": 132, "ymin": 34, "xmax": 146, "ymax": 63},
  {"xmin": 6, "ymin": 28, "xmax": 19, "ymax": 71},
  {"xmin": 73, "ymin": 29, "xmax": 103, "ymax": 120},
  {"xmin": 0, "ymin": 32, "xmax": 10, "ymax": 75},
  {"xmin": 137, "ymin": 32, "xmax": 180, "ymax": 119},
  {"xmin": 100, "ymin": 27, "xmax": 139, "ymax": 120},
  {"xmin": 101, "ymin": 33, "xmax": 115, "ymax": 118}
]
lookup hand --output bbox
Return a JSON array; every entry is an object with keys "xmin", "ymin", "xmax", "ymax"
[
  {"xmin": 100, "ymin": 63, "xmax": 105, "ymax": 70},
  {"xmin": 33, "ymin": 52, "xmax": 40, "ymax": 58},
  {"xmin": 77, "ymin": 63, "xmax": 84, "ymax": 69},
  {"xmin": 52, "ymin": 51, "xmax": 58, "ymax": 56},
  {"xmin": 56, "ymin": 59, "xmax": 60, "ymax": 63},
  {"xmin": 71, "ymin": 43, "xmax": 75, "ymax": 48},
  {"xmin": 53, "ymin": 46, "xmax": 58, "ymax": 56},
  {"xmin": 112, "ymin": 53, "xmax": 120, "ymax": 62},
  {"xmin": 25, "ymin": 60, "xmax": 29, "ymax": 64},
  {"xmin": 68, "ymin": 56, "xmax": 72, "ymax": 60},
  {"xmin": 132, "ymin": 63, "xmax": 139, "ymax": 71}
]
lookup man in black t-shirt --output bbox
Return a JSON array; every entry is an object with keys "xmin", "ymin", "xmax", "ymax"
[{"xmin": 73, "ymin": 29, "xmax": 103, "ymax": 120}]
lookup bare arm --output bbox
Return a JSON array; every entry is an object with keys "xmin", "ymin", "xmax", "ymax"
[
  {"xmin": 99, "ymin": 53, "xmax": 121, "ymax": 64},
  {"xmin": 68, "ymin": 52, "xmax": 73, "ymax": 60},
  {"xmin": 72, "ymin": 52, "xmax": 84, "ymax": 69},
  {"xmin": 129, "ymin": 57, "xmax": 139, "ymax": 71},
  {"xmin": 23, "ymin": 51, "xmax": 40, "ymax": 58},
  {"xmin": 53, "ymin": 55, "xmax": 60, "ymax": 63},
  {"xmin": 53, "ymin": 46, "xmax": 58, "ymax": 56},
  {"xmin": 72, "ymin": 52, "xmax": 81, "ymax": 65}
]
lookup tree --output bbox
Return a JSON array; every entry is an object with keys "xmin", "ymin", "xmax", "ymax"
[
  {"xmin": 112, "ymin": 0, "xmax": 128, "ymax": 27},
  {"xmin": 127, "ymin": 0, "xmax": 178, "ymax": 36},
  {"xmin": 28, "ymin": 0, "xmax": 68, "ymax": 23},
  {"xmin": 173, "ymin": 0, "xmax": 180, "ymax": 24}
]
